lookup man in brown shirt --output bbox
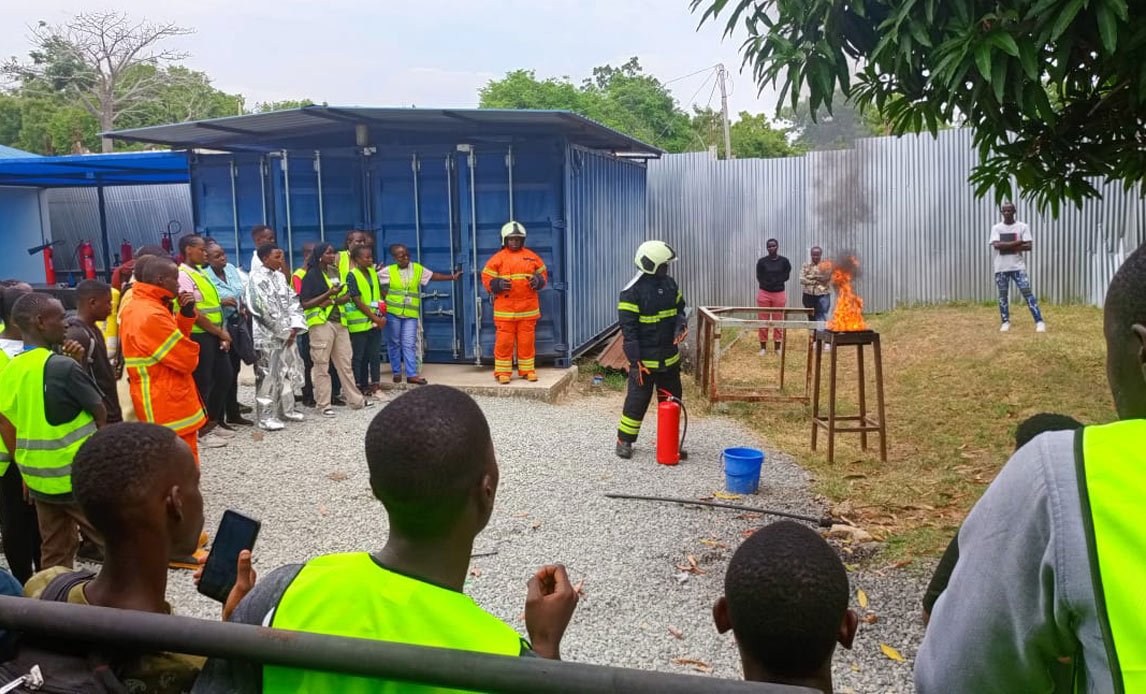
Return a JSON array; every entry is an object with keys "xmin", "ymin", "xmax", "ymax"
[{"xmin": 65, "ymin": 279, "xmax": 122, "ymax": 424}]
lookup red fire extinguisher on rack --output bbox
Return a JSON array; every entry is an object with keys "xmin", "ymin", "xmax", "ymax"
[
  {"xmin": 27, "ymin": 241, "xmax": 63, "ymax": 285},
  {"xmin": 79, "ymin": 240, "xmax": 96, "ymax": 280},
  {"xmin": 656, "ymin": 389, "xmax": 689, "ymax": 465}
]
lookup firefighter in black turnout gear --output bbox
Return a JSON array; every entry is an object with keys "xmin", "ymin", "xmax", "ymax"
[{"xmin": 616, "ymin": 241, "xmax": 688, "ymax": 460}]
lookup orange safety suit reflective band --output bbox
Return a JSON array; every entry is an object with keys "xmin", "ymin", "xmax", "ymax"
[
  {"xmin": 482, "ymin": 247, "xmax": 547, "ymax": 376},
  {"xmin": 119, "ymin": 282, "xmax": 206, "ymax": 442}
]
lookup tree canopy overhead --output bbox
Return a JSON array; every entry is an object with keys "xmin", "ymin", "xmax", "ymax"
[{"xmin": 692, "ymin": 0, "xmax": 1146, "ymax": 215}]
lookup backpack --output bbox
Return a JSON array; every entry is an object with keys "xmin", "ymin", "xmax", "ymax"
[{"xmin": 0, "ymin": 571, "xmax": 129, "ymax": 693}]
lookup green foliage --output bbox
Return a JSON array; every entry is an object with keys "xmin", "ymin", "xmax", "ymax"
[
  {"xmin": 253, "ymin": 99, "xmax": 316, "ymax": 113},
  {"xmin": 480, "ymin": 58, "xmax": 800, "ymax": 158},
  {"xmin": 692, "ymin": 0, "xmax": 1146, "ymax": 216}
]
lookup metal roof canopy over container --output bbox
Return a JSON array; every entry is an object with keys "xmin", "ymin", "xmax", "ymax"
[
  {"xmin": 0, "ymin": 150, "xmax": 191, "ymax": 281},
  {"xmin": 107, "ymin": 106, "xmax": 659, "ymax": 366}
]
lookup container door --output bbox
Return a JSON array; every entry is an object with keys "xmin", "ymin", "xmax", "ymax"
[
  {"xmin": 368, "ymin": 149, "xmax": 462, "ymax": 361},
  {"xmin": 456, "ymin": 146, "xmax": 510, "ymax": 363}
]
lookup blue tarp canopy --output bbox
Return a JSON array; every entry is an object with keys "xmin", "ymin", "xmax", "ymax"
[
  {"xmin": 104, "ymin": 106, "xmax": 662, "ymax": 156},
  {"xmin": 0, "ymin": 150, "xmax": 189, "ymax": 188}
]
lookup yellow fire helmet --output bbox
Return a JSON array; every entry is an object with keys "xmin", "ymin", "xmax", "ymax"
[
  {"xmin": 500, "ymin": 220, "xmax": 527, "ymax": 244},
  {"xmin": 634, "ymin": 240, "xmax": 678, "ymax": 274}
]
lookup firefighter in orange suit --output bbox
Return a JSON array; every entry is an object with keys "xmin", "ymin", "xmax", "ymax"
[
  {"xmin": 119, "ymin": 255, "xmax": 206, "ymax": 463},
  {"xmin": 481, "ymin": 221, "xmax": 547, "ymax": 384}
]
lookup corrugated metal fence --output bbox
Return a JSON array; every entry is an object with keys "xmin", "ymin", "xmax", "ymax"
[
  {"xmin": 647, "ymin": 128, "xmax": 1145, "ymax": 312},
  {"xmin": 45, "ymin": 185, "xmax": 192, "ymax": 274}
]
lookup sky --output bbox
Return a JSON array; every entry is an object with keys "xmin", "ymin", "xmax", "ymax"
[{"xmin": 0, "ymin": 1, "xmax": 779, "ymax": 119}]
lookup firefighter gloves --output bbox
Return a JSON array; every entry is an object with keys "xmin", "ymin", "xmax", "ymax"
[{"xmin": 488, "ymin": 277, "xmax": 511, "ymax": 294}]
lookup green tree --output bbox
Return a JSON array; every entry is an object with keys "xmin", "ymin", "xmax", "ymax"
[
  {"xmin": 729, "ymin": 111, "xmax": 801, "ymax": 158},
  {"xmin": 0, "ymin": 93, "xmax": 22, "ymax": 146},
  {"xmin": 692, "ymin": 0, "xmax": 1146, "ymax": 215},
  {"xmin": 253, "ymin": 99, "xmax": 316, "ymax": 113}
]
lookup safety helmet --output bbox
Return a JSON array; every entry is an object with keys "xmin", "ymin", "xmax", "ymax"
[
  {"xmin": 634, "ymin": 240, "xmax": 677, "ymax": 274},
  {"xmin": 500, "ymin": 221, "xmax": 527, "ymax": 244}
]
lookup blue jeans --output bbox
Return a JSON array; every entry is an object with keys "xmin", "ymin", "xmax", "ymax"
[
  {"xmin": 995, "ymin": 270, "xmax": 1043, "ymax": 324},
  {"xmin": 802, "ymin": 293, "xmax": 831, "ymax": 322},
  {"xmin": 386, "ymin": 315, "xmax": 419, "ymax": 378}
]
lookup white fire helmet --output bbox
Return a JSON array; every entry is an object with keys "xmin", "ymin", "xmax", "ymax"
[
  {"xmin": 634, "ymin": 240, "xmax": 678, "ymax": 274},
  {"xmin": 500, "ymin": 221, "xmax": 527, "ymax": 244}
]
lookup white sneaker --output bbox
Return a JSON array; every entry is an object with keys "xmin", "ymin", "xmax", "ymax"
[
  {"xmin": 258, "ymin": 418, "xmax": 285, "ymax": 431},
  {"xmin": 280, "ymin": 411, "xmax": 305, "ymax": 422},
  {"xmin": 1036, "ymin": 321, "xmax": 1047, "ymax": 333},
  {"xmin": 199, "ymin": 432, "xmax": 229, "ymax": 448},
  {"xmin": 322, "ymin": 408, "xmax": 336, "ymax": 418},
  {"xmin": 1000, "ymin": 322, "xmax": 1011, "ymax": 332},
  {"xmin": 758, "ymin": 348, "xmax": 768, "ymax": 356}
]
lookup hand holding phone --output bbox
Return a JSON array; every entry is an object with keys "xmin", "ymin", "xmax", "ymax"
[{"xmin": 197, "ymin": 510, "xmax": 261, "ymax": 605}]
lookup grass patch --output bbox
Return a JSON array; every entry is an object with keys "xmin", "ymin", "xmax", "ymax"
[{"xmin": 706, "ymin": 303, "xmax": 1113, "ymax": 557}]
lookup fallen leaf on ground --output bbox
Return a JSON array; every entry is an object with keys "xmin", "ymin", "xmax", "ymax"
[
  {"xmin": 530, "ymin": 520, "xmax": 541, "ymax": 530},
  {"xmin": 513, "ymin": 513, "xmax": 529, "ymax": 518},
  {"xmin": 327, "ymin": 472, "xmax": 348, "ymax": 481},
  {"xmin": 850, "ymin": 662, "xmax": 861, "ymax": 672},
  {"xmin": 741, "ymin": 529, "xmax": 756, "ymax": 538},
  {"xmin": 698, "ymin": 539, "xmax": 728, "ymax": 548},
  {"xmin": 843, "ymin": 563, "xmax": 857, "ymax": 572},
  {"xmin": 318, "ymin": 504, "xmax": 328, "ymax": 516},
  {"xmin": 887, "ymin": 559, "xmax": 913, "ymax": 569},
  {"xmin": 574, "ymin": 579, "xmax": 585, "ymax": 597},
  {"xmin": 861, "ymin": 614, "xmax": 879, "ymax": 624},
  {"xmin": 251, "ymin": 432, "xmax": 265, "ymax": 442},
  {"xmin": 670, "ymin": 658, "xmax": 712, "ymax": 673},
  {"xmin": 880, "ymin": 643, "xmax": 905, "ymax": 662},
  {"xmin": 713, "ymin": 491, "xmax": 741, "ymax": 500},
  {"xmin": 735, "ymin": 513, "xmax": 761, "ymax": 520},
  {"xmin": 674, "ymin": 555, "xmax": 708, "ymax": 575},
  {"xmin": 857, "ymin": 588, "xmax": 868, "ymax": 608},
  {"xmin": 667, "ymin": 626, "xmax": 683, "ymax": 640},
  {"xmin": 469, "ymin": 567, "xmax": 482, "ymax": 577}
]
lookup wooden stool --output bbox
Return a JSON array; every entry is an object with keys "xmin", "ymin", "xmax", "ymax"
[{"xmin": 810, "ymin": 330, "xmax": 887, "ymax": 463}]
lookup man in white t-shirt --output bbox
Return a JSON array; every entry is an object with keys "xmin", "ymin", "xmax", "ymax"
[{"xmin": 990, "ymin": 202, "xmax": 1046, "ymax": 333}]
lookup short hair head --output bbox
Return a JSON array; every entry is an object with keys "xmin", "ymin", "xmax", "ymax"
[
  {"xmin": 252, "ymin": 225, "xmax": 275, "ymax": 243},
  {"xmin": 178, "ymin": 233, "xmax": 205, "ymax": 257},
  {"xmin": 1014, "ymin": 413, "xmax": 1084, "ymax": 450},
  {"xmin": 351, "ymin": 245, "xmax": 372, "ymax": 262},
  {"xmin": 364, "ymin": 386, "xmax": 497, "ymax": 539},
  {"xmin": 11, "ymin": 292, "xmax": 62, "ymax": 335},
  {"xmin": 722, "ymin": 521, "xmax": 851, "ymax": 678},
  {"xmin": 72, "ymin": 423, "xmax": 203, "ymax": 555},
  {"xmin": 257, "ymin": 243, "xmax": 280, "ymax": 261},
  {"xmin": 137, "ymin": 256, "xmax": 177, "ymax": 285},
  {"xmin": 1, "ymin": 283, "xmax": 33, "ymax": 325},
  {"xmin": 1104, "ymin": 244, "xmax": 1146, "ymax": 419},
  {"xmin": 135, "ymin": 245, "xmax": 168, "ymax": 260}
]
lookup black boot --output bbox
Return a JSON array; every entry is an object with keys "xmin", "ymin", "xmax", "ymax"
[{"xmin": 615, "ymin": 440, "xmax": 633, "ymax": 459}]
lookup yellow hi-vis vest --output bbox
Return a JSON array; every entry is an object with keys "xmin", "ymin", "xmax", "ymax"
[
  {"xmin": 1078, "ymin": 419, "xmax": 1146, "ymax": 692},
  {"xmin": 345, "ymin": 266, "xmax": 382, "ymax": 334},
  {"xmin": 179, "ymin": 264, "xmax": 223, "ymax": 334},
  {"xmin": 385, "ymin": 264, "xmax": 424, "ymax": 319},
  {"xmin": 0, "ymin": 348, "xmax": 96, "ymax": 496},
  {"xmin": 303, "ymin": 271, "xmax": 349, "ymax": 329},
  {"xmin": 0, "ymin": 349, "xmax": 11, "ymax": 476},
  {"xmin": 338, "ymin": 250, "xmax": 352, "ymax": 283},
  {"xmin": 262, "ymin": 552, "xmax": 525, "ymax": 693}
]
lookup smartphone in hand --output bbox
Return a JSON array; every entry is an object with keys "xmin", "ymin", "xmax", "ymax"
[{"xmin": 197, "ymin": 510, "xmax": 261, "ymax": 603}]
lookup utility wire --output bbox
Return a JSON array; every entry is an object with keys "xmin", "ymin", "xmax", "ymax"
[{"xmin": 662, "ymin": 64, "xmax": 722, "ymax": 86}]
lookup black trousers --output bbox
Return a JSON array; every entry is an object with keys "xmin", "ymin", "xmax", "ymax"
[
  {"xmin": 225, "ymin": 344, "xmax": 243, "ymax": 420},
  {"xmin": 617, "ymin": 365, "xmax": 682, "ymax": 443},
  {"xmin": 297, "ymin": 332, "xmax": 339, "ymax": 401},
  {"xmin": 0, "ymin": 464, "xmax": 41, "ymax": 583},
  {"xmin": 350, "ymin": 328, "xmax": 383, "ymax": 389},
  {"xmin": 191, "ymin": 332, "xmax": 234, "ymax": 425}
]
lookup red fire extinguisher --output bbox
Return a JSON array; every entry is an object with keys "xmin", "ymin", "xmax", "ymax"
[
  {"xmin": 120, "ymin": 239, "xmax": 133, "ymax": 263},
  {"xmin": 79, "ymin": 240, "xmax": 97, "ymax": 280},
  {"xmin": 43, "ymin": 244, "xmax": 57, "ymax": 285},
  {"xmin": 656, "ymin": 389, "xmax": 689, "ymax": 465}
]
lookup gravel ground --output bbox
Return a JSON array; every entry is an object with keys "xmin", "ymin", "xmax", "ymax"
[{"xmin": 33, "ymin": 384, "xmax": 928, "ymax": 692}]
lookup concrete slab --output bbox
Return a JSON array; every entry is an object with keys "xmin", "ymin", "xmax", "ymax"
[{"xmin": 377, "ymin": 364, "xmax": 577, "ymax": 403}]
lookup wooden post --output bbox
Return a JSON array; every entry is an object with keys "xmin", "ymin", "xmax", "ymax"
[
  {"xmin": 857, "ymin": 343, "xmax": 868, "ymax": 451},
  {"xmin": 826, "ymin": 334, "xmax": 838, "ymax": 463},
  {"xmin": 873, "ymin": 335, "xmax": 888, "ymax": 462}
]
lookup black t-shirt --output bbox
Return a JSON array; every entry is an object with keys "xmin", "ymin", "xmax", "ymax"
[
  {"xmin": 756, "ymin": 255, "xmax": 792, "ymax": 292},
  {"xmin": 43, "ymin": 353, "xmax": 104, "ymax": 427},
  {"xmin": 64, "ymin": 318, "xmax": 122, "ymax": 424}
]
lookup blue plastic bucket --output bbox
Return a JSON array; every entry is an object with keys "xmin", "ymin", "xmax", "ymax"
[{"xmin": 721, "ymin": 447, "xmax": 764, "ymax": 495}]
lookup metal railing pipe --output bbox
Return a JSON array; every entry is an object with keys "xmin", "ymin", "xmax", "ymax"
[{"xmin": 0, "ymin": 597, "xmax": 810, "ymax": 693}]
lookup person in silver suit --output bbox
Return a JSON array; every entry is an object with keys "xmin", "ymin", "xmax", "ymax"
[{"xmin": 246, "ymin": 243, "xmax": 307, "ymax": 431}]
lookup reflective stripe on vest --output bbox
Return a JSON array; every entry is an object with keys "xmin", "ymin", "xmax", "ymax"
[
  {"xmin": 385, "ymin": 264, "xmax": 423, "ymax": 318},
  {"xmin": 345, "ymin": 266, "xmax": 382, "ymax": 333},
  {"xmin": 179, "ymin": 265, "xmax": 223, "ymax": 333},
  {"xmin": 1078, "ymin": 419, "xmax": 1146, "ymax": 693},
  {"xmin": 263, "ymin": 552, "xmax": 524, "ymax": 693},
  {"xmin": 640, "ymin": 352, "xmax": 680, "ymax": 370},
  {"xmin": 0, "ymin": 350, "xmax": 9, "ymax": 475},
  {"xmin": 304, "ymin": 272, "xmax": 348, "ymax": 328},
  {"xmin": 4, "ymin": 349, "xmax": 95, "ymax": 495}
]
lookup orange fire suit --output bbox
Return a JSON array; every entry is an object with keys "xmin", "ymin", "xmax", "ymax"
[
  {"xmin": 481, "ymin": 247, "xmax": 547, "ymax": 377},
  {"xmin": 119, "ymin": 282, "xmax": 206, "ymax": 462}
]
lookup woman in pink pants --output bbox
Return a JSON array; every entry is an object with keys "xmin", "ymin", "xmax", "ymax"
[{"xmin": 755, "ymin": 238, "xmax": 791, "ymax": 355}]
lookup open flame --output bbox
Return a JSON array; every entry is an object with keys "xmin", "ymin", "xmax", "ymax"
[{"xmin": 827, "ymin": 256, "xmax": 868, "ymax": 331}]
